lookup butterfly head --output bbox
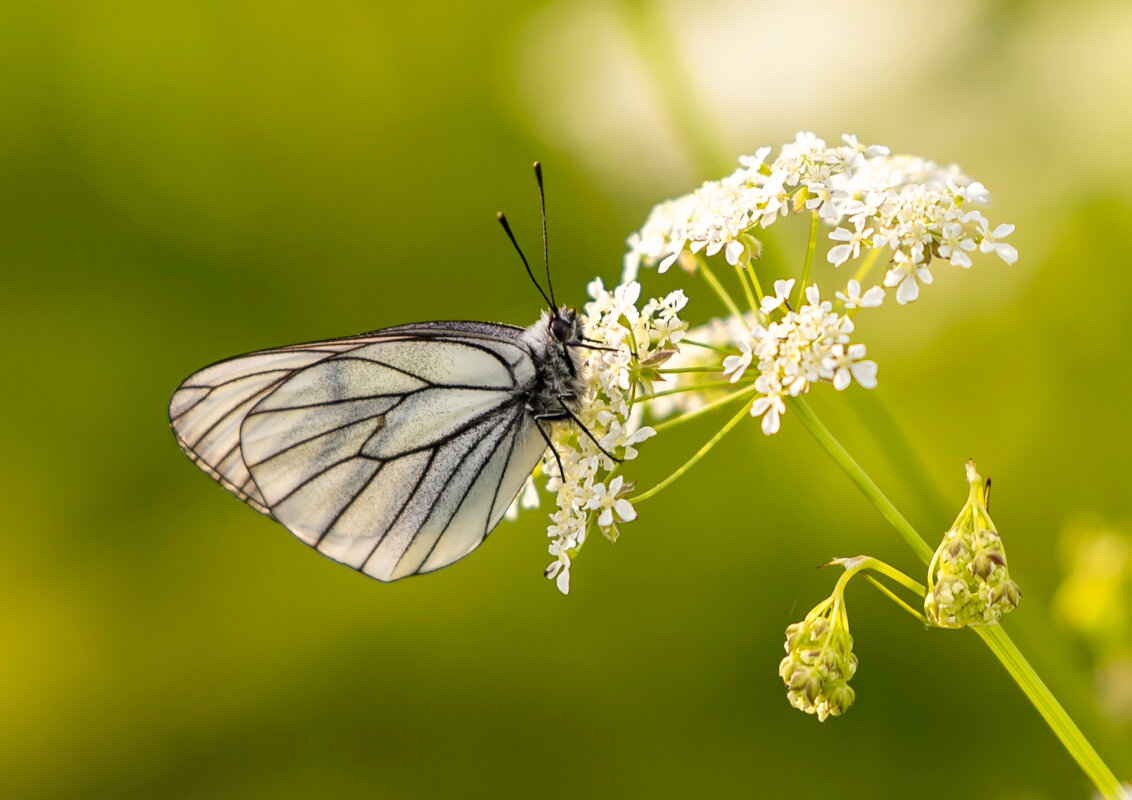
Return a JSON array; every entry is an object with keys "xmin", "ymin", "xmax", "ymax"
[{"xmin": 549, "ymin": 306, "xmax": 584, "ymax": 345}]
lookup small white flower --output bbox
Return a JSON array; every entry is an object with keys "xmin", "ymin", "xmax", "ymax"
[
  {"xmin": 823, "ymin": 343, "xmax": 878, "ymax": 390},
  {"xmin": 651, "ymin": 313, "xmax": 688, "ymax": 346},
  {"xmin": 600, "ymin": 420, "xmax": 656, "ymax": 460},
  {"xmin": 752, "ymin": 170, "xmax": 790, "ymax": 228},
  {"xmin": 884, "ymin": 251, "xmax": 934, "ymax": 305},
  {"xmin": 841, "ymin": 133, "xmax": 889, "ymax": 159},
  {"xmin": 586, "ymin": 475, "xmax": 637, "ymax": 528},
  {"xmin": 724, "ymin": 239, "xmax": 746, "ymax": 265},
  {"xmin": 545, "ymin": 553, "xmax": 572, "ymax": 595},
  {"xmin": 738, "ymin": 145, "xmax": 774, "ymax": 173},
  {"xmin": 750, "ymin": 375, "xmax": 787, "ymax": 435},
  {"xmin": 938, "ymin": 222, "xmax": 976, "ymax": 268},
  {"xmin": 954, "ymin": 180, "xmax": 990, "ymax": 204},
  {"xmin": 977, "ymin": 220, "xmax": 1018, "ymax": 265},
  {"xmin": 836, "ymin": 279, "xmax": 885, "ymax": 309},
  {"xmin": 827, "ymin": 222, "xmax": 875, "ymax": 267},
  {"xmin": 659, "ymin": 288, "xmax": 689, "ymax": 315},
  {"xmin": 722, "ymin": 337, "xmax": 754, "ymax": 383},
  {"xmin": 761, "ymin": 279, "xmax": 796, "ymax": 314}
]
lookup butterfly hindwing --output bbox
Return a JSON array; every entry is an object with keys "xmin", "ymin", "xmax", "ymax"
[
  {"xmin": 168, "ymin": 324, "xmax": 549, "ymax": 580},
  {"xmin": 169, "ymin": 343, "xmax": 370, "ymax": 513}
]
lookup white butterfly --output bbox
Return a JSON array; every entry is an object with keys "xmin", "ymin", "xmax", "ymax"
[{"xmin": 169, "ymin": 164, "xmax": 599, "ymax": 581}]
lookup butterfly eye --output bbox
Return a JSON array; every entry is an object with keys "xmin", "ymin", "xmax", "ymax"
[{"xmin": 550, "ymin": 315, "xmax": 573, "ymax": 343}]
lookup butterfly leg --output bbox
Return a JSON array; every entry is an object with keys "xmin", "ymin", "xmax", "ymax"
[
  {"xmin": 532, "ymin": 417, "xmax": 567, "ymax": 483},
  {"xmin": 565, "ymin": 339, "xmax": 623, "ymax": 354},
  {"xmin": 554, "ymin": 401, "xmax": 623, "ymax": 464}
]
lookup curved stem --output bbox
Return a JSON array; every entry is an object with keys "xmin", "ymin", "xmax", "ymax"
[
  {"xmin": 829, "ymin": 556, "xmax": 926, "ymax": 622},
  {"xmin": 858, "ymin": 556, "xmax": 926, "ymax": 596}
]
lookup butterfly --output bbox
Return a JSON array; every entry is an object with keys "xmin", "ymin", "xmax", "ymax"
[{"xmin": 169, "ymin": 163, "xmax": 607, "ymax": 582}]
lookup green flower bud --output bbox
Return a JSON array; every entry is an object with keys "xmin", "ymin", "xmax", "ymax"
[
  {"xmin": 827, "ymin": 684, "xmax": 856, "ymax": 717},
  {"xmin": 925, "ymin": 461, "xmax": 1022, "ymax": 628},
  {"xmin": 780, "ymin": 604, "xmax": 858, "ymax": 721}
]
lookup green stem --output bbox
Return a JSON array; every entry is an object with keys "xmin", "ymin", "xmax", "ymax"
[
  {"xmin": 861, "ymin": 574, "xmax": 926, "ymax": 623},
  {"xmin": 790, "ymin": 397, "xmax": 932, "ymax": 563},
  {"xmin": 681, "ymin": 338, "xmax": 734, "ymax": 355},
  {"xmin": 632, "ymin": 396, "xmax": 753, "ymax": 503},
  {"xmin": 790, "ymin": 396, "xmax": 1129, "ymax": 800},
  {"xmin": 651, "ymin": 383, "xmax": 758, "ymax": 433},
  {"xmin": 796, "ymin": 212, "xmax": 820, "ymax": 306},
  {"xmin": 745, "ymin": 259, "xmax": 766, "ymax": 303},
  {"xmin": 697, "ymin": 256, "xmax": 749, "ymax": 332},
  {"xmin": 734, "ymin": 262, "xmax": 760, "ymax": 318},
  {"xmin": 659, "ymin": 365, "xmax": 725, "ymax": 374},
  {"xmin": 852, "ymin": 247, "xmax": 883, "ymax": 287},
  {"xmin": 857, "ymin": 556, "xmax": 926, "ymax": 597},
  {"xmin": 640, "ymin": 378, "xmax": 752, "ymax": 401},
  {"xmin": 974, "ymin": 625, "xmax": 1130, "ymax": 800},
  {"xmin": 827, "ymin": 556, "xmax": 926, "ymax": 622}
]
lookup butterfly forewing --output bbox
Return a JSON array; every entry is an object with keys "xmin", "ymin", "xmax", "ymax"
[{"xmin": 168, "ymin": 323, "xmax": 550, "ymax": 580}]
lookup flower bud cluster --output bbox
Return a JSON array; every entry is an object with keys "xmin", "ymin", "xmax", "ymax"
[
  {"xmin": 925, "ymin": 462, "xmax": 1022, "ymax": 627},
  {"xmin": 779, "ymin": 607, "xmax": 858, "ymax": 721}
]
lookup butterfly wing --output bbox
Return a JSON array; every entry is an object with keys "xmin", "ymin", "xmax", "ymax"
[{"xmin": 169, "ymin": 323, "xmax": 549, "ymax": 580}]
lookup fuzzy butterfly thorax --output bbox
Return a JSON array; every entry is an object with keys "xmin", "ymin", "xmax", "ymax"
[{"xmin": 520, "ymin": 306, "xmax": 588, "ymax": 420}]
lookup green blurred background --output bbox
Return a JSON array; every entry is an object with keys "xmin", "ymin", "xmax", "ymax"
[{"xmin": 3, "ymin": 0, "xmax": 1131, "ymax": 797}]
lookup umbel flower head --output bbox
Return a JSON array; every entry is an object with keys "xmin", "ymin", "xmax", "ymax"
[
  {"xmin": 925, "ymin": 461, "xmax": 1022, "ymax": 628},
  {"xmin": 779, "ymin": 560, "xmax": 862, "ymax": 720},
  {"xmin": 513, "ymin": 134, "xmax": 1019, "ymax": 594},
  {"xmin": 622, "ymin": 132, "xmax": 1016, "ymax": 438},
  {"xmin": 624, "ymin": 132, "xmax": 1017, "ymax": 298}
]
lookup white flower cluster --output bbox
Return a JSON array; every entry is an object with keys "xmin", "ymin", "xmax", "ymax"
[
  {"xmin": 642, "ymin": 282, "xmax": 877, "ymax": 436},
  {"xmin": 618, "ymin": 132, "xmax": 1020, "ymax": 438},
  {"xmin": 536, "ymin": 279, "xmax": 688, "ymax": 594},
  {"xmin": 726, "ymin": 279, "xmax": 876, "ymax": 433},
  {"xmin": 623, "ymin": 132, "xmax": 1016, "ymax": 306}
]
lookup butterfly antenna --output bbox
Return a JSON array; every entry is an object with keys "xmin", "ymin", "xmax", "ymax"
[
  {"xmin": 497, "ymin": 211, "xmax": 554, "ymax": 311},
  {"xmin": 533, "ymin": 161, "xmax": 558, "ymax": 309}
]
